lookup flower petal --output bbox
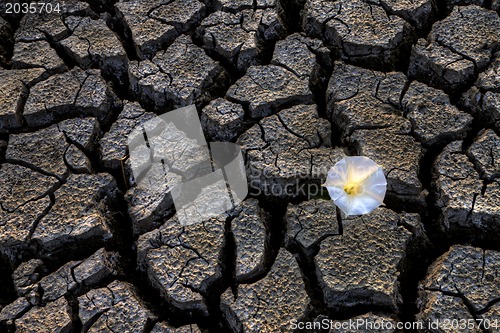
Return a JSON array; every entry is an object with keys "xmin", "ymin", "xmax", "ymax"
[
  {"xmin": 327, "ymin": 189, "xmax": 352, "ymax": 215},
  {"xmin": 323, "ymin": 156, "xmax": 387, "ymax": 216},
  {"xmin": 344, "ymin": 192, "xmax": 383, "ymax": 215},
  {"xmin": 358, "ymin": 167, "xmax": 387, "ymax": 204},
  {"xmin": 345, "ymin": 156, "xmax": 381, "ymax": 185},
  {"xmin": 323, "ymin": 159, "xmax": 348, "ymax": 187},
  {"xmin": 325, "ymin": 185, "xmax": 345, "ymax": 201}
]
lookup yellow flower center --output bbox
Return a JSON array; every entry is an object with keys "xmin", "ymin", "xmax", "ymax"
[{"xmin": 344, "ymin": 182, "xmax": 363, "ymax": 196}]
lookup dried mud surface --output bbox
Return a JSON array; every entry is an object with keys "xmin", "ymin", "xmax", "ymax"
[{"xmin": 0, "ymin": 0, "xmax": 499, "ymax": 332}]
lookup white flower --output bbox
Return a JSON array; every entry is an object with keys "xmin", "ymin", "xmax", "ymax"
[{"xmin": 323, "ymin": 156, "xmax": 387, "ymax": 216}]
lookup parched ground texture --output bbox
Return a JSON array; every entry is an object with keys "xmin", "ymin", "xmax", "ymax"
[{"xmin": 0, "ymin": 0, "xmax": 499, "ymax": 332}]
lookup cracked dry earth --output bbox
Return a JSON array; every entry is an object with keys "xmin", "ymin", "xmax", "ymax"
[{"xmin": 0, "ymin": 0, "xmax": 499, "ymax": 332}]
